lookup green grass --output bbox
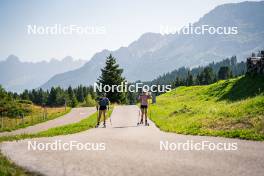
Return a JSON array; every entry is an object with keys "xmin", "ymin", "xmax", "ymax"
[
  {"xmin": 0, "ymin": 152, "xmax": 29, "ymax": 176},
  {"xmin": 0, "ymin": 108, "xmax": 113, "ymax": 176},
  {"xmin": 0, "ymin": 108, "xmax": 113, "ymax": 142},
  {"xmin": 0, "ymin": 152, "xmax": 42, "ymax": 176},
  {"xmin": 149, "ymin": 75, "xmax": 264, "ymax": 141},
  {"xmin": 0, "ymin": 106, "xmax": 71, "ymax": 132}
]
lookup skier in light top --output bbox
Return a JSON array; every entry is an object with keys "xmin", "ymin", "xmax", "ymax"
[{"xmin": 138, "ymin": 89, "xmax": 152, "ymax": 126}]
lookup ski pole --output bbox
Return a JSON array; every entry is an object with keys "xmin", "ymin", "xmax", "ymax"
[
  {"xmin": 138, "ymin": 108, "xmax": 141, "ymax": 124},
  {"xmin": 150, "ymin": 105, "xmax": 152, "ymax": 118},
  {"xmin": 108, "ymin": 106, "xmax": 112, "ymax": 126},
  {"xmin": 109, "ymin": 112, "xmax": 112, "ymax": 126},
  {"xmin": 96, "ymin": 106, "xmax": 99, "ymax": 128}
]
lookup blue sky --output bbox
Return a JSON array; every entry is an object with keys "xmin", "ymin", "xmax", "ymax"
[{"xmin": 0, "ymin": 0, "xmax": 259, "ymax": 62}]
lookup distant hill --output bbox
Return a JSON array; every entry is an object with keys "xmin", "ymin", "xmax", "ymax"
[
  {"xmin": 149, "ymin": 56, "xmax": 247, "ymax": 86},
  {"xmin": 0, "ymin": 55, "xmax": 86, "ymax": 92},
  {"xmin": 39, "ymin": 1, "xmax": 263, "ymax": 89}
]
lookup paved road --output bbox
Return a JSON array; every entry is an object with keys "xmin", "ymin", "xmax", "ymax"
[
  {"xmin": 1, "ymin": 105, "xmax": 264, "ymax": 176},
  {"xmin": 0, "ymin": 107, "xmax": 96, "ymax": 137}
]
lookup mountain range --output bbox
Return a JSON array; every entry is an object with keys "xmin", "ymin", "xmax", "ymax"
[
  {"xmin": 0, "ymin": 55, "xmax": 85, "ymax": 92},
  {"xmin": 1, "ymin": 1, "xmax": 263, "ymax": 92},
  {"xmin": 41, "ymin": 1, "xmax": 264, "ymax": 89}
]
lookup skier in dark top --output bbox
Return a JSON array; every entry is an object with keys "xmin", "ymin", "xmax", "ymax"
[{"xmin": 96, "ymin": 93, "xmax": 110, "ymax": 128}]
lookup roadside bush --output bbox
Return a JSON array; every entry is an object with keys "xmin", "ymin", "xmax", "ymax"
[{"xmin": 84, "ymin": 94, "xmax": 96, "ymax": 107}]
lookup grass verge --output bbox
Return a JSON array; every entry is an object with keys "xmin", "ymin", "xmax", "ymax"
[
  {"xmin": 149, "ymin": 76, "xmax": 264, "ymax": 141},
  {"xmin": 0, "ymin": 106, "xmax": 71, "ymax": 132},
  {"xmin": 0, "ymin": 108, "xmax": 113, "ymax": 142},
  {"xmin": 0, "ymin": 107, "xmax": 113, "ymax": 176},
  {"xmin": 0, "ymin": 152, "xmax": 42, "ymax": 176}
]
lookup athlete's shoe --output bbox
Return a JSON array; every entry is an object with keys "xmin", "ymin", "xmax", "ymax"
[{"xmin": 145, "ymin": 121, "xmax": 149, "ymax": 126}]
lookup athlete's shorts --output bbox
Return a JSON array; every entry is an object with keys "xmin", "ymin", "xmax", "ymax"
[
  {"xmin": 140, "ymin": 105, "xmax": 148, "ymax": 109},
  {"xmin": 99, "ymin": 106, "xmax": 107, "ymax": 110}
]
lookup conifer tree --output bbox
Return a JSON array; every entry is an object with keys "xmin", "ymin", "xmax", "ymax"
[
  {"xmin": 67, "ymin": 86, "xmax": 78, "ymax": 107},
  {"xmin": 97, "ymin": 54, "xmax": 126, "ymax": 103},
  {"xmin": 218, "ymin": 66, "xmax": 231, "ymax": 80}
]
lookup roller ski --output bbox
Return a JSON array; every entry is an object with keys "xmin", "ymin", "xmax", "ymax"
[
  {"xmin": 95, "ymin": 123, "xmax": 106, "ymax": 128},
  {"xmin": 137, "ymin": 119, "xmax": 149, "ymax": 126},
  {"xmin": 95, "ymin": 123, "xmax": 99, "ymax": 128},
  {"xmin": 137, "ymin": 119, "xmax": 144, "ymax": 126},
  {"xmin": 145, "ymin": 121, "xmax": 150, "ymax": 126}
]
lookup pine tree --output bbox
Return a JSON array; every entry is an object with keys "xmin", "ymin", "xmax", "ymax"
[
  {"xmin": 173, "ymin": 77, "xmax": 180, "ymax": 88},
  {"xmin": 76, "ymin": 85, "xmax": 84, "ymax": 102},
  {"xmin": 201, "ymin": 67, "xmax": 214, "ymax": 85},
  {"xmin": 47, "ymin": 87, "xmax": 57, "ymax": 106},
  {"xmin": 218, "ymin": 66, "xmax": 231, "ymax": 80},
  {"xmin": 38, "ymin": 88, "xmax": 47, "ymax": 106},
  {"xmin": 97, "ymin": 54, "xmax": 126, "ymax": 103},
  {"xmin": 55, "ymin": 87, "xmax": 66, "ymax": 106},
  {"xmin": 186, "ymin": 71, "xmax": 194, "ymax": 86},
  {"xmin": 21, "ymin": 90, "xmax": 30, "ymax": 100},
  {"xmin": 71, "ymin": 96, "xmax": 78, "ymax": 107},
  {"xmin": 67, "ymin": 86, "xmax": 78, "ymax": 107},
  {"xmin": 126, "ymin": 83, "xmax": 137, "ymax": 105}
]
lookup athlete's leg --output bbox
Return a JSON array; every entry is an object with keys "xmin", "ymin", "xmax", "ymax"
[
  {"xmin": 97, "ymin": 110, "xmax": 102, "ymax": 126},
  {"xmin": 102, "ymin": 110, "xmax": 106, "ymax": 126},
  {"xmin": 140, "ymin": 107, "xmax": 144, "ymax": 123},
  {"xmin": 144, "ymin": 107, "xmax": 148, "ymax": 124}
]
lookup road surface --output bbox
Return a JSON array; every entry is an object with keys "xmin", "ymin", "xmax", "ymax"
[
  {"xmin": 0, "ymin": 107, "xmax": 96, "ymax": 137},
  {"xmin": 1, "ymin": 105, "xmax": 264, "ymax": 176}
]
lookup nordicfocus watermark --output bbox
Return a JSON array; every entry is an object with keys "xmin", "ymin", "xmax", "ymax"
[
  {"xmin": 28, "ymin": 140, "xmax": 106, "ymax": 151},
  {"xmin": 27, "ymin": 24, "xmax": 106, "ymax": 35},
  {"xmin": 160, "ymin": 23, "xmax": 238, "ymax": 35},
  {"xmin": 94, "ymin": 82, "xmax": 171, "ymax": 93},
  {"xmin": 160, "ymin": 140, "xmax": 238, "ymax": 151}
]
